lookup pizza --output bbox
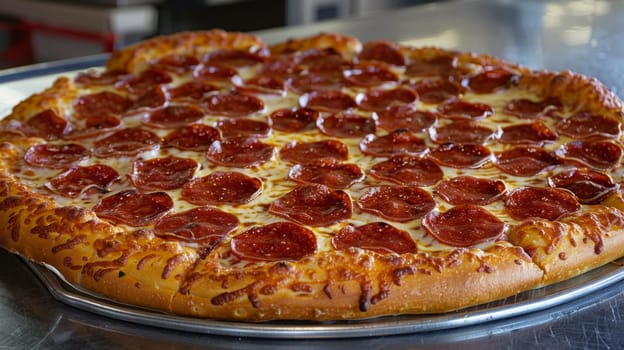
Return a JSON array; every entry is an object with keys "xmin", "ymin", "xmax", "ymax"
[{"xmin": 0, "ymin": 29, "xmax": 623, "ymax": 322}]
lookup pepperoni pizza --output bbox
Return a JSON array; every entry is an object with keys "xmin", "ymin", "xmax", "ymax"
[{"xmin": 0, "ymin": 30, "xmax": 623, "ymax": 321}]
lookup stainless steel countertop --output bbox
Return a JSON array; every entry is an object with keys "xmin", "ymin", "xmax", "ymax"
[
  {"xmin": 258, "ymin": 0, "xmax": 624, "ymax": 96},
  {"xmin": 1, "ymin": 0, "xmax": 624, "ymax": 348}
]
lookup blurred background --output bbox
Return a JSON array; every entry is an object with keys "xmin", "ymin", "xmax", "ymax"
[{"xmin": 0, "ymin": 0, "xmax": 442, "ymax": 68}]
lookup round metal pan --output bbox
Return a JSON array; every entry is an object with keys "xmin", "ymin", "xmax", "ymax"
[{"xmin": 24, "ymin": 258, "xmax": 624, "ymax": 339}]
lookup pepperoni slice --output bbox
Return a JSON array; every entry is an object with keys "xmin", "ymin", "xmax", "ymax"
[
  {"xmin": 131, "ymin": 86, "xmax": 167, "ymax": 110},
  {"xmin": 429, "ymin": 143, "xmax": 491, "ymax": 168},
  {"xmin": 317, "ymin": 112, "xmax": 375, "ymax": 138},
  {"xmin": 333, "ymin": 222, "xmax": 416, "ymax": 254},
  {"xmin": 289, "ymin": 160, "xmax": 364, "ymax": 189},
  {"xmin": 358, "ymin": 41, "xmax": 405, "ymax": 66},
  {"xmin": 359, "ymin": 129, "xmax": 427, "ymax": 157},
  {"xmin": 74, "ymin": 69, "xmax": 127, "ymax": 87},
  {"xmin": 231, "ymin": 222, "xmax": 316, "ymax": 261},
  {"xmin": 116, "ymin": 68, "xmax": 172, "ymax": 94},
  {"xmin": 505, "ymin": 187, "xmax": 580, "ymax": 221},
  {"xmin": 168, "ymin": 81, "xmax": 219, "ymax": 101},
  {"xmin": 202, "ymin": 92, "xmax": 264, "ymax": 117},
  {"xmin": 429, "ymin": 120, "xmax": 495, "ymax": 144},
  {"xmin": 154, "ymin": 207, "xmax": 238, "ymax": 248},
  {"xmin": 410, "ymin": 79, "xmax": 462, "ymax": 104},
  {"xmin": 556, "ymin": 112, "xmax": 621, "ymax": 139},
  {"xmin": 85, "ymin": 114, "xmax": 121, "ymax": 130},
  {"xmin": 142, "ymin": 104, "xmax": 204, "ymax": 129},
  {"xmin": 556, "ymin": 140, "xmax": 622, "ymax": 170},
  {"xmin": 288, "ymin": 73, "xmax": 344, "ymax": 94},
  {"xmin": 203, "ymin": 49, "xmax": 267, "ymax": 68},
  {"xmin": 344, "ymin": 62, "xmax": 398, "ymax": 87},
  {"xmin": 130, "ymin": 156, "xmax": 199, "ymax": 192},
  {"xmin": 46, "ymin": 164, "xmax": 119, "ymax": 198},
  {"xmin": 93, "ymin": 190, "xmax": 173, "ymax": 227},
  {"xmin": 356, "ymin": 87, "xmax": 417, "ymax": 112},
  {"xmin": 422, "ymin": 205, "xmax": 505, "ymax": 247},
  {"xmin": 73, "ymin": 91, "xmax": 131, "ymax": 120},
  {"xmin": 194, "ymin": 64, "xmax": 238, "ymax": 81},
  {"xmin": 357, "ymin": 186, "xmax": 435, "ymax": 222},
  {"xmin": 259, "ymin": 55, "xmax": 300, "ymax": 79},
  {"xmin": 297, "ymin": 48, "xmax": 347, "ymax": 73},
  {"xmin": 438, "ymin": 98, "xmax": 493, "ymax": 120},
  {"xmin": 434, "ymin": 176, "xmax": 506, "ymax": 205},
  {"xmin": 150, "ymin": 54, "xmax": 199, "ymax": 74},
  {"xmin": 65, "ymin": 116, "xmax": 120, "ymax": 140},
  {"xmin": 374, "ymin": 105, "xmax": 437, "ymax": 132},
  {"xmin": 500, "ymin": 120, "xmax": 558, "ymax": 145},
  {"xmin": 279, "ymin": 140, "xmax": 348, "ymax": 164},
  {"xmin": 269, "ymin": 184, "xmax": 352, "ymax": 226},
  {"xmin": 216, "ymin": 118, "xmax": 271, "ymax": 138},
  {"xmin": 22, "ymin": 110, "xmax": 70, "ymax": 140},
  {"xmin": 494, "ymin": 146, "xmax": 560, "ymax": 177},
  {"xmin": 464, "ymin": 67, "xmax": 516, "ymax": 93},
  {"xmin": 92, "ymin": 128, "xmax": 160, "ymax": 158},
  {"xmin": 503, "ymin": 97, "xmax": 562, "ymax": 119},
  {"xmin": 163, "ymin": 124, "xmax": 220, "ymax": 151},
  {"xmin": 206, "ymin": 137, "xmax": 274, "ymax": 168},
  {"xmin": 236, "ymin": 75, "xmax": 285, "ymax": 95},
  {"xmin": 405, "ymin": 55, "xmax": 455, "ymax": 78},
  {"xmin": 296, "ymin": 48, "xmax": 339, "ymax": 63},
  {"xmin": 24, "ymin": 143, "xmax": 88, "ymax": 169},
  {"xmin": 548, "ymin": 169, "xmax": 617, "ymax": 204},
  {"xmin": 269, "ymin": 108, "xmax": 318, "ymax": 132},
  {"xmin": 369, "ymin": 155, "xmax": 443, "ymax": 186},
  {"xmin": 181, "ymin": 171, "xmax": 262, "ymax": 206},
  {"xmin": 299, "ymin": 90, "xmax": 356, "ymax": 112}
]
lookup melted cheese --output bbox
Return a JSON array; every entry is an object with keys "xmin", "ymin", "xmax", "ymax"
[{"xmin": 12, "ymin": 57, "xmax": 599, "ymax": 259}]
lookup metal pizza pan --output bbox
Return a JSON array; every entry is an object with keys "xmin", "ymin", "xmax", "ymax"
[{"xmin": 24, "ymin": 258, "xmax": 624, "ymax": 339}]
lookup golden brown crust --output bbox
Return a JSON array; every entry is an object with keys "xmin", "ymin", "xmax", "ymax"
[
  {"xmin": 516, "ymin": 70, "xmax": 624, "ymax": 120},
  {"xmin": 401, "ymin": 46, "xmax": 529, "ymax": 75},
  {"xmin": 78, "ymin": 231, "xmax": 199, "ymax": 312},
  {"xmin": 0, "ymin": 161, "xmax": 197, "ymax": 312},
  {"xmin": 0, "ymin": 77, "xmax": 77, "ymax": 125},
  {"xmin": 269, "ymin": 32, "xmax": 362, "ymax": 58},
  {"xmin": 0, "ymin": 170, "xmax": 118, "ymax": 283},
  {"xmin": 107, "ymin": 29, "xmax": 267, "ymax": 74},
  {"xmin": 508, "ymin": 206, "xmax": 624, "ymax": 285},
  {"xmin": 171, "ymin": 245, "xmax": 542, "ymax": 320}
]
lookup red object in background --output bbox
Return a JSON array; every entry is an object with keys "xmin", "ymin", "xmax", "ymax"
[
  {"xmin": 0, "ymin": 20, "xmax": 116, "ymax": 67},
  {"xmin": 0, "ymin": 20, "xmax": 33, "ymax": 67}
]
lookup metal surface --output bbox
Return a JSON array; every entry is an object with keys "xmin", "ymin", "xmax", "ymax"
[
  {"xmin": 0, "ymin": 54, "xmax": 107, "ymax": 83},
  {"xmin": 258, "ymin": 0, "xmax": 624, "ymax": 96},
  {"xmin": 1, "ymin": 0, "xmax": 624, "ymax": 348},
  {"xmin": 63, "ymin": 0, "xmax": 163, "ymax": 6}
]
